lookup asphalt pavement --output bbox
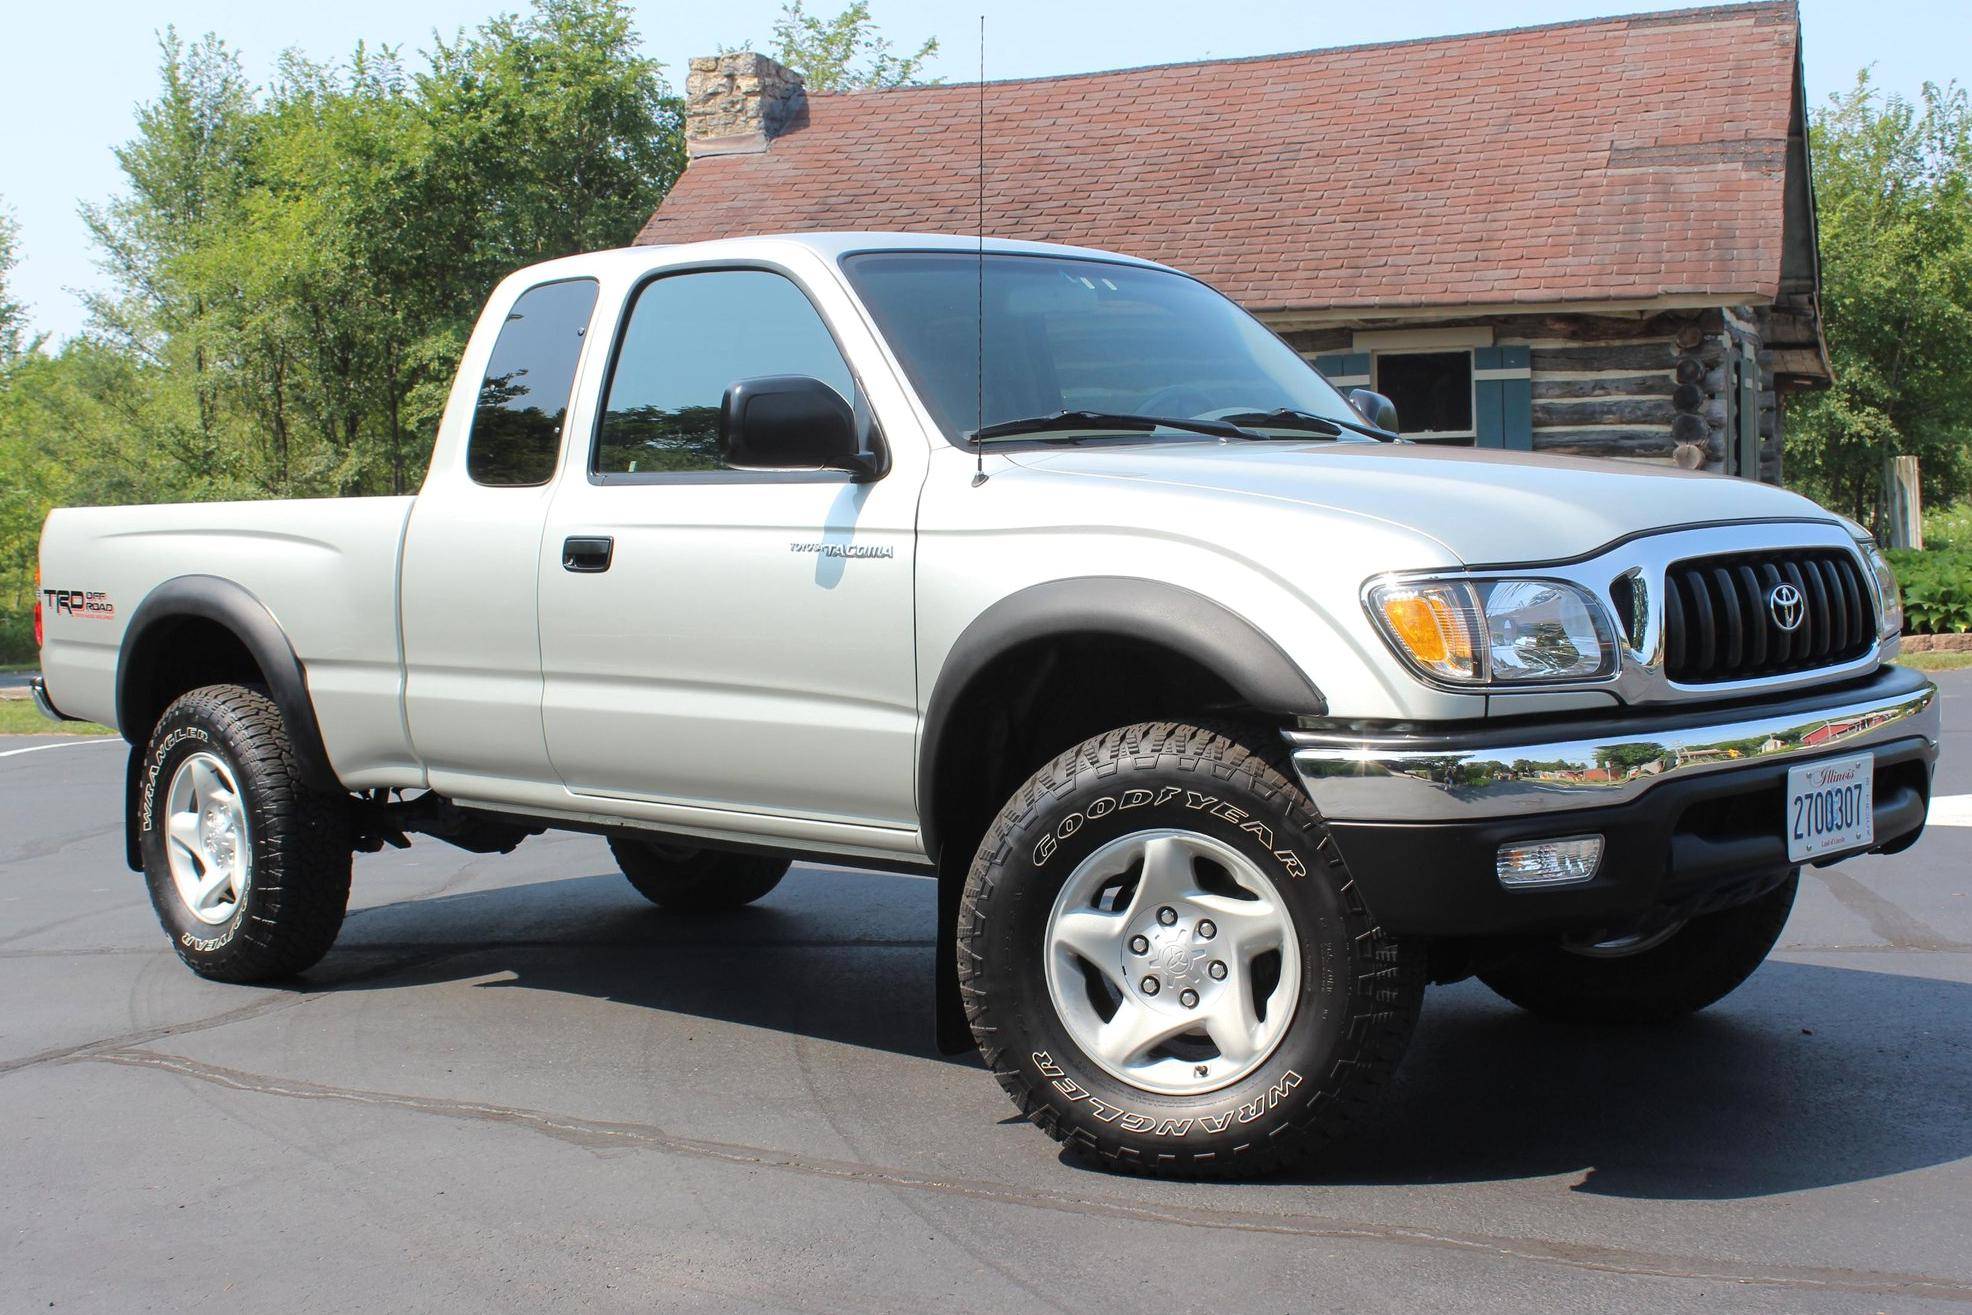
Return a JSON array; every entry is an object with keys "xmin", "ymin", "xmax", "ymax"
[{"xmin": 3, "ymin": 673, "xmax": 1969, "ymax": 1313}]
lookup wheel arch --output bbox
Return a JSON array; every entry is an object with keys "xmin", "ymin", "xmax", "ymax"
[
  {"xmin": 918, "ymin": 576, "xmax": 1326, "ymax": 865},
  {"xmin": 116, "ymin": 576, "xmax": 340, "ymax": 869}
]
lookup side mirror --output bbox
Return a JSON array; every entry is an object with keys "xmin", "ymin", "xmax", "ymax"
[
  {"xmin": 1347, "ymin": 388, "xmax": 1400, "ymax": 433},
  {"xmin": 720, "ymin": 375, "xmax": 883, "ymax": 480}
]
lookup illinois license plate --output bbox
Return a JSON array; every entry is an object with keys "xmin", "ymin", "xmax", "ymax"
[{"xmin": 1786, "ymin": 753, "xmax": 1874, "ymax": 862}]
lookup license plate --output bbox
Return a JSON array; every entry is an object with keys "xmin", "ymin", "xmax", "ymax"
[{"xmin": 1786, "ymin": 753, "xmax": 1874, "ymax": 862}]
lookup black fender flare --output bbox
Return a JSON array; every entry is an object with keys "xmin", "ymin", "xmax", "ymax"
[
  {"xmin": 916, "ymin": 576, "xmax": 1326, "ymax": 863},
  {"xmin": 116, "ymin": 576, "xmax": 340, "ymax": 869}
]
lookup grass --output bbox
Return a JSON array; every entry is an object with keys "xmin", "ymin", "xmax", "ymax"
[
  {"xmin": 1898, "ymin": 651, "xmax": 1972, "ymax": 672},
  {"xmin": 0, "ymin": 699, "xmax": 114, "ymax": 736}
]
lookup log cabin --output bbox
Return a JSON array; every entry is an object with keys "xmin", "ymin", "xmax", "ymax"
[{"xmin": 637, "ymin": 2, "xmax": 1827, "ymax": 482}]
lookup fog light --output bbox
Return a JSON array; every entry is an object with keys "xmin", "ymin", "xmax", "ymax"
[{"xmin": 1496, "ymin": 835, "xmax": 1603, "ymax": 888}]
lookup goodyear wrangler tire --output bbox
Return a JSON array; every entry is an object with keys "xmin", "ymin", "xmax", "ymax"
[
  {"xmin": 959, "ymin": 722, "xmax": 1424, "ymax": 1178},
  {"xmin": 1479, "ymin": 872, "xmax": 1799, "ymax": 1024},
  {"xmin": 137, "ymin": 684, "xmax": 352, "ymax": 982},
  {"xmin": 609, "ymin": 838, "xmax": 790, "ymax": 911}
]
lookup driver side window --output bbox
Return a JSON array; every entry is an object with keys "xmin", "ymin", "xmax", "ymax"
[{"xmin": 594, "ymin": 269, "xmax": 854, "ymax": 476}]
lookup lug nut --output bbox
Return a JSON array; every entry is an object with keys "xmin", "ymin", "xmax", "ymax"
[
  {"xmin": 1179, "ymin": 988, "xmax": 1199, "ymax": 1008},
  {"xmin": 1208, "ymin": 960, "xmax": 1227, "ymax": 980},
  {"xmin": 1129, "ymin": 934, "xmax": 1149, "ymax": 955},
  {"xmin": 1157, "ymin": 906, "xmax": 1178, "ymax": 926},
  {"xmin": 1141, "ymin": 976, "xmax": 1161, "ymax": 996},
  {"xmin": 1197, "ymin": 919, "xmax": 1216, "ymax": 940}
]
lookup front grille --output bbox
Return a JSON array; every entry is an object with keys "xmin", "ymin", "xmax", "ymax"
[{"xmin": 1660, "ymin": 548, "xmax": 1874, "ymax": 684}]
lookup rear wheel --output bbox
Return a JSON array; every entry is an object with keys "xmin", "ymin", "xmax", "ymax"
[
  {"xmin": 138, "ymin": 684, "xmax": 352, "ymax": 982},
  {"xmin": 1479, "ymin": 873, "xmax": 1798, "ymax": 1023},
  {"xmin": 960, "ymin": 722, "xmax": 1424, "ymax": 1178},
  {"xmin": 609, "ymin": 838, "xmax": 790, "ymax": 911}
]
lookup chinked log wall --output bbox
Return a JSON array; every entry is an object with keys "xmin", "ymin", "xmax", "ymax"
[{"xmin": 1274, "ymin": 308, "xmax": 1781, "ymax": 482}]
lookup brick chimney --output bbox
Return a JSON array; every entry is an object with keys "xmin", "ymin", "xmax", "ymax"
[{"xmin": 684, "ymin": 52, "xmax": 806, "ymax": 158}]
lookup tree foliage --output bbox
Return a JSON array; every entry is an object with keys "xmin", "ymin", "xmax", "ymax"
[
  {"xmin": 1786, "ymin": 74, "xmax": 1972, "ymax": 525},
  {"xmin": 0, "ymin": 203, "xmax": 27, "ymax": 364},
  {"xmin": 760, "ymin": 1, "xmax": 938, "ymax": 91}
]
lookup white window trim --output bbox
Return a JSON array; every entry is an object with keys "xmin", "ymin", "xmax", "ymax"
[{"xmin": 1371, "ymin": 347, "xmax": 1478, "ymax": 442}]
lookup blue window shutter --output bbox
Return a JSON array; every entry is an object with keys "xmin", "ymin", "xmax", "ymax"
[
  {"xmin": 1472, "ymin": 347, "xmax": 1531, "ymax": 450},
  {"xmin": 1311, "ymin": 352, "xmax": 1371, "ymax": 387},
  {"xmin": 1501, "ymin": 346, "xmax": 1532, "ymax": 450}
]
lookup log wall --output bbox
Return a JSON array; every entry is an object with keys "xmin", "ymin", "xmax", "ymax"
[{"xmin": 1272, "ymin": 305, "xmax": 1784, "ymax": 483}]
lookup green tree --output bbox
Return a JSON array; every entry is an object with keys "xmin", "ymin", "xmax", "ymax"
[
  {"xmin": 760, "ymin": 1, "xmax": 938, "ymax": 91},
  {"xmin": 0, "ymin": 202, "xmax": 27, "ymax": 363},
  {"xmin": 1787, "ymin": 74, "xmax": 1972, "ymax": 525}
]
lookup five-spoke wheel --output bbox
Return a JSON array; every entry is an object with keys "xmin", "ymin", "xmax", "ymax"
[
  {"xmin": 163, "ymin": 751, "xmax": 252, "ymax": 925},
  {"xmin": 1044, "ymin": 828, "xmax": 1300, "ymax": 1095}
]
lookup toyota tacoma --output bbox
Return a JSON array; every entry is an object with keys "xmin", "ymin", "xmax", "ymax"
[{"xmin": 34, "ymin": 233, "xmax": 1940, "ymax": 1177}]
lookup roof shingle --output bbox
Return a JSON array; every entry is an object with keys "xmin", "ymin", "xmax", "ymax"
[{"xmin": 638, "ymin": 3, "xmax": 1803, "ymax": 313}]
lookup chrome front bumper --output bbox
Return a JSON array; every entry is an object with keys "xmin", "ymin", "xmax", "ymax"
[{"xmin": 1283, "ymin": 667, "xmax": 1940, "ymax": 824}]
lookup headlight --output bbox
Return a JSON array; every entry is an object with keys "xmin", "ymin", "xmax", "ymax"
[
  {"xmin": 1368, "ymin": 577, "xmax": 1617, "ymax": 686},
  {"xmin": 1852, "ymin": 531, "xmax": 1903, "ymax": 639}
]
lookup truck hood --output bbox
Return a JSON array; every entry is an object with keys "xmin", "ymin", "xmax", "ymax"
[{"xmin": 1010, "ymin": 440, "xmax": 1838, "ymax": 565}]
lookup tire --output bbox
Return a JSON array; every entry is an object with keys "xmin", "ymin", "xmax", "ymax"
[
  {"xmin": 137, "ymin": 684, "xmax": 352, "ymax": 982},
  {"xmin": 609, "ymin": 838, "xmax": 790, "ymax": 911},
  {"xmin": 959, "ymin": 722, "xmax": 1425, "ymax": 1179},
  {"xmin": 1479, "ymin": 872, "xmax": 1798, "ymax": 1023}
]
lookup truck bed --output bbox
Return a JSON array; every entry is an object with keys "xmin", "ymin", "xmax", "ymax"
[{"xmin": 38, "ymin": 497, "xmax": 419, "ymax": 787}]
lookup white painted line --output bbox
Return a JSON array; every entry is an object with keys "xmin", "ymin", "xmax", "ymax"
[
  {"xmin": 0, "ymin": 738, "xmax": 119, "ymax": 761},
  {"xmin": 1929, "ymin": 794, "xmax": 1972, "ymax": 828}
]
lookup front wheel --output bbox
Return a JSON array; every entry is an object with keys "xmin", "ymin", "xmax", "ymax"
[
  {"xmin": 960, "ymin": 722, "xmax": 1424, "ymax": 1178},
  {"xmin": 138, "ymin": 684, "xmax": 352, "ymax": 982},
  {"xmin": 1479, "ymin": 873, "xmax": 1798, "ymax": 1023}
]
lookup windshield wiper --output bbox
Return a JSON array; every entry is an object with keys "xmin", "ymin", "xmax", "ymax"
[
  {"xmin": 1327, "ymin": 412, "xmax": 1402, "ymax": 442},
  {"xmin": 967, "ymin": 410, "xmax": 1262, "ymax": 443},
  {"xmin": 1214, "ymin": 409, "xmax": 1345, "ymax": 438}
]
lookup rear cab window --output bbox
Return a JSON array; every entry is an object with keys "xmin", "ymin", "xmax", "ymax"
[{"xmin": 466, "ymin": 278, "xmax": 600, "ymax": 487}]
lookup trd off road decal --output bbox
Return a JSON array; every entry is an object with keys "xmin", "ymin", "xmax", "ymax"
[
  {"xmin": 41, "ymin": 588, "xmax": 115, "ymax": 620},
  {"xmin": 1029, "ymin": 787, "xmax": 1307, "ymax": 879},
  {"xmin": 1032, "ymin": 1052, "xmax": 1303, "ymax": 1136}
]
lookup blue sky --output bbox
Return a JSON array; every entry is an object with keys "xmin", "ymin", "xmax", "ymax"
[{"xmin": 3, "ymin": 0, "xmax": 1967, "ymax": 344}]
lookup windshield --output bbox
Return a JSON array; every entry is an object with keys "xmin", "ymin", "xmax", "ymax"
[{"xmin": 839, "ymin": 251, "xmax": 1362, "ymax": 444}]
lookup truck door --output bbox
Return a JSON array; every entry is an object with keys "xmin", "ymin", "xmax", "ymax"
[
  {"xmin": 536, "ymin": 264, "xmax": 919, "ymax": 830},
  {"xmin": 401, "ymin": 276, "xmax": 599, "ymax": 792}
]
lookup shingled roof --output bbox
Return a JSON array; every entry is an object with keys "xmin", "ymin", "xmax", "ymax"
[{"xmin": 637, "ymin": 3, "xmax": 1819, "ymax": 321}]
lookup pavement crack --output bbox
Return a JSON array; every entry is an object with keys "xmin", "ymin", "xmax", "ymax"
[
  {"xmin": 0, "ymin": 950, "xmax": 467, "ymax": 1078},
  {"xmin": 85, "ymin": 1048, "xmax": 1972, "ymax": 1304}
]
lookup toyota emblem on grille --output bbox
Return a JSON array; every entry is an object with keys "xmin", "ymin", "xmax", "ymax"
[{"xmin": 1768, "ymin": 582, "xmax": 1806, "ymax": 632}]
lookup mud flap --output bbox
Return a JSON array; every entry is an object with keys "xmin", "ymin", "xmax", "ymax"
[{"xmin": 935, "ymin": 846, "xmax": 975, "ymax": 1055}]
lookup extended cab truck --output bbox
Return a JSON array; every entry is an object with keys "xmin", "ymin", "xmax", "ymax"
[{"xmin": 35, "ymin": 233, "xmax": 1940, "ymax": 1178}]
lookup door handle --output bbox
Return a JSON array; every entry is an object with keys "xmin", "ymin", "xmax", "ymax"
[{"xmin": 562, "ymin": 535, "xmax": 614, "ymax": 573}]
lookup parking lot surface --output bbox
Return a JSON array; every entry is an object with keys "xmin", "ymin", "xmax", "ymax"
[{"xmin": 4, "ymin": 673, "xmax": 1969, "ymax": 1313}]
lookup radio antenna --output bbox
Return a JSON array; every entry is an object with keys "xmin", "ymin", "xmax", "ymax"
[{"xmin": 971, "ymin": 14, "xmax": 987, "ymax": 487}]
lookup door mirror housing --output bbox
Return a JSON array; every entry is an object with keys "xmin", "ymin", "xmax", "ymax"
[
  {"xmin": 720, "ymin": 375, "xmax": 884, "ymax": 480},
  {"xmin": 1347, "ymin": 388, "xmax": 1400, "ymax": 434}
]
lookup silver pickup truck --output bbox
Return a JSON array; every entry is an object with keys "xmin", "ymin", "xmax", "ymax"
[{"xmin": 34, "ymin": 232, "xmax": 1940, "ymax": 1178}]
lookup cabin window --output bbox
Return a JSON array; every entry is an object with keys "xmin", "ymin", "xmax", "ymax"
[
  {"xmin": 1373, "ymin": 350, "xmax": 1475, "ymax": 442},
  {"xmin": 465, "ymin": 278, "xmax": 599, "ymax": 487}
]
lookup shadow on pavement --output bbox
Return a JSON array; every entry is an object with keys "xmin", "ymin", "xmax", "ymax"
[{"xmin": 310, "ymin": 865, "xmax": 1971, "ymax": 1199}]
